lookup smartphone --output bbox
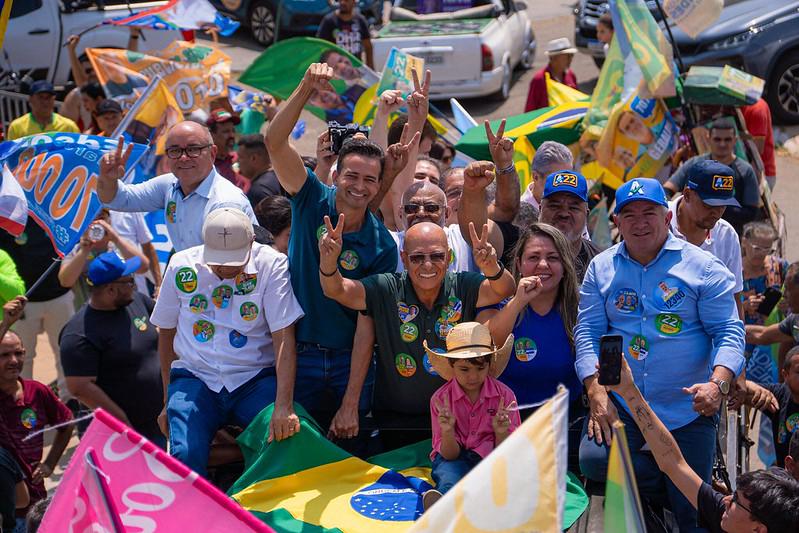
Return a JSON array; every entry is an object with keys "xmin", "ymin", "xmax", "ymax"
[
  {"xmin": 757, "ymin": 287, "xmax": 782, "ymax": 316},
  {"xmin": 598, "ymin": 335, "xmax": 624, "ymax": 386}
]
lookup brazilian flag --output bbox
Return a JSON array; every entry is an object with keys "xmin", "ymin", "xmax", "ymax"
[{"xmin": 229, "ymin": 404, "xmax": 588, "ymax": 532}]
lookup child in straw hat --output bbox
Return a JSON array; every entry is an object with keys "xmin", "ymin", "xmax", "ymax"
[{"xmin": 422, "ymin": 322, "xmax": 521, "ymax": 509}]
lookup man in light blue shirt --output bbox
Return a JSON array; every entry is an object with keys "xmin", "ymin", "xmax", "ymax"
[
  {"xmin": 97, "ymin": 121, "xmax": 256, "ymax": 252},
  {"xmin": 575, "ymin": 178, "xmax": 745, "ymax": 532}
]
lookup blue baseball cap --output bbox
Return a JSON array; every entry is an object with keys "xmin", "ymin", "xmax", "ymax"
[
  {"xmin": 29, "ymin": 80, "xmax": 55, "ymax": 96},
  {"xmin": 87, "ymin": 252, "xmax": 141, "ymax": 286},
  {"xmin": 614, "ymin": 178, "xmax": 668, "ymax": 214},
  {"xmin": 542, "ymin": 170, "xmax": 588, "ymax": 202},
  {"xmin": 686, "ymin": 160, "xmax": 741, "ymax": 208}
]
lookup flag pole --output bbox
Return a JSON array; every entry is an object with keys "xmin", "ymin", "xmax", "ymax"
[
  {"xmin": 110, "ymin": 75, "xmax": 163, "ymax": 139},
  {"xmin": 24, "ymin": 260, "xmax": 61, "ymax": 299}
]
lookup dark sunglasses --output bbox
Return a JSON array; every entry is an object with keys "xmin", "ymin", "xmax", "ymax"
[
  {"xmin": 408, "ymin": 252, "xmax": 447, "ymax": 265},
  {"xmin": 403, "ymin": 203, "xmax": 442, "ymax": 215}
]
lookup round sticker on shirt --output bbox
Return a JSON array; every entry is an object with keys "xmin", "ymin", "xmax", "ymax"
[
  {"xmin": 212, "ymin": 285, "xmax": 233, "ymax": 309},
  {"xmin": 654, "ymin": 279, "xmax": 687, "ymax": 310},
  {"xmin": 613, "ymin": 288, "xmax": 639, "ymax": 313},
  {"xmin": 14, "ymin": 232, "xmax": 27, "ymax": 246},
  {"xmin": 339, "ymin": 250, "xmax": 360, "ymax": 271},
  {"xmin": 514, "ymin": 337, "xmax": 538, "ymax": 362},
  {"xmin": 655, "ymin": 313, "xmax": 683, "ymax": 336},
  {"xmin": 395, "ymin": 353, "xmax": 417, "ymax": 377},
  {"xmin": 133, "ymin": 316, "xmax": 148, "ymax": 331},
  {"xmin": 175, "ymin": 267, "xmax": 197, "ymax": 293},
  {"xmin": 436, "ymin": 317, "xmax": 453, "ymax": 340},
  {"xmin": 229, "ymin": 330, "xmax": 248, "ymax": 348},
  {"xmin": 397, "ymin": 302, "xmax": 419, "ymax": 323},
  {"xmin": 20, "ymin": 408, "xmax": 37, "ymax": 429},
  {"xmin": 400, "ymin": 322, "xmax": 419, "ymax": 343},
  {"xmin": 423, "ymin": 351, "xmax": 441, "ymax": 376},
  {"xmin": 449, "ymin": 249, "xmax": 455, "ymax": 267},
  {"xmin": 240, "ymin": 302, "xmax": 259, "ymax": 321},
  {"xmin": 189, "ymin": 294, "xmax": 208, "ymax": 314},
  {"xmin": 787, "ymin": 413, "xmax": 799, "ymax": 434},
  {"xmin": 193, "ymin": 320, "xmax": 215, "ymax": 342},
  {"xmin": 234, "ymin": 273, "xmax": 257, "ymax": 295},
  {"xmin": 166, "ymin": 201, "xmax": 177, "ymax": 223},
  {"xmin": 443, "ymin": 297, "xmax": 463, "ymax": 322},
  {"xmin": 628, "ymin": 335, "xmax": 649, "ymax": 360},
  {"xmin": 316, "ymin": 224, "xmax": 328, "ymax": 241}
]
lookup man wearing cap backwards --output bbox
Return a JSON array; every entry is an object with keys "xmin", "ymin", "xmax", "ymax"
[
  {"xmin": 524, "ymin": 38, "xmax": 578, "ymax": 112},
  {"xmin": 6, "ymin": 81, "xmax": 79, "ymax": 140},
  {"xmin": 97, "ymin": 121, "xmax": 256, "ymax": 253},
  {"xmin": 318, "ymin": 218, "xmax": 515, "ymax": 450},
  {"xmin": 206, "ymin": 109, "xmax": 248, "ymax": 191},
  {"xmin": 668, "ymin": 159, "xmax": 745, "ymax": 318},
  {"xmin": 150, "ymin": 208, "xmax": 304, "ymax": 476},
  {"xmin": 59, "ymin": 252, "xmax": 164, "ymax": 447},
  {"xmin": 575, "ymin": 178, "xmax": 745, "ymax": 531}
]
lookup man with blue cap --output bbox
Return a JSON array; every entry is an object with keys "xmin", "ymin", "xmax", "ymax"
[
  {"xmin": 59, "ymin": 252, "xmax": 166, "ymax": 446},
  {"xmin": 7, "ymin": 80, "xmax": 79, "ymax": 140},
  {"xmin": 574, "ymin": 177, "xmax": 746, "ymax": 532}
]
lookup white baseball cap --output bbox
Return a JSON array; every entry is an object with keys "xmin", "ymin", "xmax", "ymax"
[{"xmin": 202, "ymin": 208, "xmax": 254, "ymax": 266}]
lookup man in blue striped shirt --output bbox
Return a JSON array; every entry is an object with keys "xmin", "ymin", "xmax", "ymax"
[{"xmin": 575, "ymin": 178, "xmax": 745, "ymax": 532}]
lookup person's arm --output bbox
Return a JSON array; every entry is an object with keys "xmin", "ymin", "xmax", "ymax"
[
  {"xmin": 484, "ymin": 120, "xmax": 520, "ymax": 223},
  {"xmin": 369, "ymin": 124, "xmax": 419, "ymax": 214},
  {"xmin": 58, "ymin": 238, "xmax": 94, "ymax": 288},
  {"xmin": 432, "ymin": 396, "xmax": 461, "ymax": 460},
  {"xmin": 471, "ymin": 222, "xmax": 516, "ymax": 306},
  {"xmin": 66, "ymin": 35, "xmax": 89, "ymax": 87},
  {"xmin": 141, "ymin": 242, "xmax": 162, "ymax": 294},
  {"xmin": 314, "ymin": 130, "xmax": 337, "ymax": 185},
  {"xmin": 266, "ymin": 63, "xmax": 334, "ymax": 195},
  {"xmin": 728, "ymin": 379, "xmax": 779, "ymax": 413},
  {"xmin": 127, "ymin": 27, "xmax": 141, "ymax": 51},
  {"xmin": 329, "ymin": 313, "xmax": 374, "ymax": 439},
  {"xmin": 31, "ymin": 425, "xmax": 72, "ymax": 484},
  {"xmin": 15, "ymin": 480, "xmax": 29, "ymax": 509},
  {"xmin": 458, "ymin": 161, "xmax": 505, "ymax": 257},
  {"xmin": 100, "ymin": 221, "xmax": 149, "ymax": 273},
  {"xmin": 370, "ymin": 90, "xmax": 403, "ymax": 150},
  {"xmin": 268, "ymin": 324, "xmax": 301, "ymax": 442},
  {"xmin": 318, "ymin": 214, "xmax": 367, "ymax": 309},
  {"xmin": 485, "ymin": 276, "xmax": 543, "ymax": 347},
  {"xmin": 156, "ymin": 327, "xmax": 177, "ymax": 436},
  {"xmin": 0, "ymin": 296, "xmax": 26, "ymax": 339},
  {"xmin": 65, "ymin": 377, "xmax": 131, "ymax": 425},
  {"xmin": 746, "ymin": 322, "xmax": 793, "ymax": 345}
]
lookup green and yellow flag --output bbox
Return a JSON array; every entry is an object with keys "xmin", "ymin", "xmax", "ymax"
[{"xmin": 605, "ymin": 422, "xmax": 647, "ymax": 533}]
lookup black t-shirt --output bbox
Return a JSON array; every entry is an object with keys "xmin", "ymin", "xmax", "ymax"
[
  {"xmin": 59, "ymin": 292, "xmax": 163, "ymax": 439},
  {"xmin": 247, "ymin": 169, "xmax": 284, "ymax": 210},
  {"xmin": 0, "ymin": 220, "xmax": 69, "ymax": 302},
  {"xmin": 316, "ymin": 12, "xmax": 370, "ymax": 58},
  {"xmin": 763, "ymin": 382, "xmax": 799, "ymax": 467},
  {"xmin": 0, "ymin": 447, "xmax": 24, "ymax": 530},
  {"xmin": 696, "ymin": 482, "xmax": 725, "ymax": 533}
]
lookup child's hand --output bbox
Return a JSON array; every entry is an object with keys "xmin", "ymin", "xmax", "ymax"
[
  {"xmin": 434, "ymin": 397, "xmax": 456, "ymax": 435},
  {"xmin": 492, "ymin": 397, "xmax": 516, "ymax": 436}
]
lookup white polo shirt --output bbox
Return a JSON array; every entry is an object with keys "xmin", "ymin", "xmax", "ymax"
[
  {"xmin": 389, "ymin": 225, "xmax": 477, "ymax": 273},
  {"xmin": 151, "ymin": 243, "xmax": 304, "ymax": 392},
  {"xmin": 668, "ymin": 197, "xmax": 744, "ymax": 293}
]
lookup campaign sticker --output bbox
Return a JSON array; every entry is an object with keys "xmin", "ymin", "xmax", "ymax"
[
  {"xmin": 514, "ymin": 337, "xmax": 538, "ymax": 362},
  {"xmin": 395, "ymin": 353, "xmax": 417, "ymax": 377},
  {"xmin": 189, "ymin": 294, "xmax": 208, "ymax": 314},
  {"xmin": 655, "ymin": 313, "xmax": 683, "ymax": 335},
  {"xmin": 20, "ymin": 408, "xmax": 37, "ymax": 429},
  {"xmin": 175, "ymin": 267, "xmax": 197, "ymax": 293},
  {"xmin": 436, "ymin": 317, "xmax": 453, "ymax": 340},
  {"xmin": 192, "ymin": 320, "xmax": 215, "ymax": 342},
  {"xmin": 787, "ymin": 412, "xmax": 799, "ymax": 434},
  {"xmin": 654, "ymin": 279, "xmax": 686, "ymax": 310},
  {"xmin": 212, "ymin": 285, "xmax": 233, "ymax": 309},
  {"xmin": 239, "ymin": 302, "xmax": 259, "ymax": 321},
  {"xmin": 628, "ymin": 335, "xmax": 649, "ymax": 360},
  {"xmin": 449, "ymin": 249, "xmax": 455, "ymax": 267},
  {"xmin": 133, "ymin": 316, "xmax": 148, "ymax": 331},
  {"xmin": 234, "ymin": 272, "xmax": 257, "ymax": 295},
  {"xmin": 316, "ymin": 224, "xmax": 327, "ymax": 240},
  {"xmin": 166, "ymin": 201, "xmax": 177, "ymax": 223},
  {"xmin": 443, "ymin": 297, "xmax": 463, "ymax": 322},
  {"xmin": 778, "ymin": 422, "xmax": 789, "ymax": 444},
  {"xmin": 711, "ymin": 174, "xmax": 734, "ymax": 191},
  {"xmin": 613, "ymin": 288, "xmax": 639, "ymax": 313},
  {"xmin": 552, "ymin": 172, "xmax": 578, "ymax": 188},
  {"xmin": 229, "ymin": 330, "xmax": 248, "ymax": 348},
  {"xmin": 339, "ymin": 250, "xmax": 360, "ymax": 271},
  {"xmin": 400, "ymin": 322, "xmax": 419, "ymax": 343},
  {"xmin": 397, "ymin": 302, "xmax": 419, "ymax": 323},
  {"xmin": 423, "ymin": 352, "xmax": 440, "ymax": 376}
]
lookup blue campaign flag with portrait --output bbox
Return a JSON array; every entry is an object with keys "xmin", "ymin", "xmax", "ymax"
[{"xmin": 0, "ymin": 133, "xmax": 147, "ymax": 257}]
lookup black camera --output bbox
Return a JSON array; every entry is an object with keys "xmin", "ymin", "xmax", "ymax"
[{"xmin": 328, "ymin": 121, "xmax": 369, "ymax": 154}]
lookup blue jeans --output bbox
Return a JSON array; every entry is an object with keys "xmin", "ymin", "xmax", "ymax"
[
  {"xmin": 167, "ymin": 367, "xmax": 276, "ymax": 477},
  {"xmin": 431, "ymin": 449, "xmax": 483, "ymax": 494},
  {"xmin": 579, "ymin": 397, "xmax": 716, "ymax": 532}
]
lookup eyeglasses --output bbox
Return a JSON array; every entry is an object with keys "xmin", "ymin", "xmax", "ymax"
[
  {"xmin": 746, "ymin": 242, "xmax": 776, "ymax": 253},
  {"xmin": 165, "ymin": 144, "xmax": 211, "ymax": 159},
  {"xmin": 731, "ymin": 491, "xmax": 762, "ymax": 523},
  {"xmin": 408, "ymin": 252, "xmax": 447, "ymax": 265},
  {"xmin": 403, "ymin": 203, "xmax": 442, "ymax": 215}
]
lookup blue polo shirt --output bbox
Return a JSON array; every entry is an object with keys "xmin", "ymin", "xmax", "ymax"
[
  {"xmin": 575, "ymin": 233, "xmax": 745, "ymax": 430},
  {"xmin": 289, "ymin": 168, "xmax": 398, "ymax": 349}
]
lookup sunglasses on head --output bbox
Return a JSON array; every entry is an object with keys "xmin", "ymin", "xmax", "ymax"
[
  {"xmin": 408, "ymin": 252, "xmax": 447, "ymax": 265},
  {"xmin": 403, "ymin": 203, "xmax": 442, "ymax": 215}
]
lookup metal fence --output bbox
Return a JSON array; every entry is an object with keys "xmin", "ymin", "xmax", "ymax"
[{"xmin": 0, "ymin": 90, "xmax": 63, "ymax": 138}]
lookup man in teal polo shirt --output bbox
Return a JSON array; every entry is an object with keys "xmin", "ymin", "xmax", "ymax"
[
  {"xmin": 318, "ymin": 220, "xmax": 516, "ymax": 450},
  {"xmin": 266, "ymin": 63, "xmax": 400, "ymax": 438}
]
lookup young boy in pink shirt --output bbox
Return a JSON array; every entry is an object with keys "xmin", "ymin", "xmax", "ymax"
[{"xmin": 422, "ymin": 322, "xmax": 520, "ymax": 509}]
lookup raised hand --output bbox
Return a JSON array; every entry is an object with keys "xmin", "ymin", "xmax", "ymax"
[
  {"xmin": 316, "ymin": 130, "xmax": 337, "ymax": 167},
  {"xmin": 377, "ymin": 89, "xmax": 405, "ymax": 116},
  {"xmin": 319, "ymin": 213, "xmax": 344, "ymax": 274},
  {"xmin": 515, "ymin": 275, "xmax": 544, "ymax": 304},
  {"xmin": 384, "ymin": 123, "xmax": 421, "ymax": 179},
  {"xmin": 434, "ymin": 397, "xmax": 456, "ymax": 435},
  {"xmin": 99, "ymin": 137, "xmax": 133, "ymax": 183},
  {"xmin": 485, "ymin": 119, "xmax": 514, "ymax": 170},
  {"xmin": 406, "ymin": 68, "xmax": 431, "ymax": 123},
  {"xmin": 302, "ymin": 62, "xmax": 335, "ymax": 93},
  {"xmin": 67, "ymin": 34, "xmax": 81, "ymax": 50},
  {"xmin": 492, "ymin": 397, "xmax": 516, "ymax": 436},
  {"xmin": 469, "ymin": 222, "xmax": 499, "ymax": 274},
  {"xmin": 462, "ymin": 161, "xmax": 496, "ymax": 193},
  {"xmin": 1, "ymin": 296, "xmax": 27, "ymax": 327}
]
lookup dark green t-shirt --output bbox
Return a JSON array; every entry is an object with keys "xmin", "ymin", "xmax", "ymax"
[{"xmin": 362, "ymin": 271, "xmax": 484, "ymax": 415}]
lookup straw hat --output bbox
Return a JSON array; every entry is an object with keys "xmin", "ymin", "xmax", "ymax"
[
  {"xmin": 423, "ymin": 322, "xmax": 513, "ymax": 381},
  {"xmin": 545, "ymin": 37, "xmax": 577, "ymax": 56}
]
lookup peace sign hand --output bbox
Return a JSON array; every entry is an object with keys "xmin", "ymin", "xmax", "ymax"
[
  {"xmin": 434, "ymin": 397, "xmax": 456, "ymax": 435},
  {"xmin": 302, "ymin": 62, "xmax": 335, "ymax": 93},
  {"xmin": 485, "ymin": 119, "xmax": 514, "ymax": 170},
  {"xmin": 385, "ymin": 123, "xmax": 421, "ymax": 179},
  {"xmin": 99, "ymin": 137, "xmax": 134, "ymax": 184},
  {"xmin": 463, "ymin": 161, "xmax": 496, "ymax": 193},
  {"xmin": 319, "ymin": 214, "xmax": 345, "ymax": 274},
  {"xmin": 469, "ymin": 222, "xmax": 499, "ymax": 274},
  {"xmin": 492, "ymin": 397, "xmax": 516, "ymax": 436},
  {"xmin": 406, "ymin": 69, "xmax": 431, "ymax": 123}
]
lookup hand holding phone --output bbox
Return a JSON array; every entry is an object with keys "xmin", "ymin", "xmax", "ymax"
[
  {"xmin": 757, "ymin": 287, "xmax": 782, "ymax": 316},
  {"xmin": 598, "ymin": 335, "xmax": 623, "ymax": 386}
]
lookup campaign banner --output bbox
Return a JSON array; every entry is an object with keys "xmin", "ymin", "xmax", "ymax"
[
  {"xmin": 87, "ymin": 41, "xmax": 231, "ymax": 114},
  {"xmin": 107, "ymin": 0, "xmax": 240, "ymax": 36},
  {"xmin": 0, "ymin": 134, "xmax": 147, "ymax": 257},
  {"xmin": 39, "ymin": 409, "xmax": 273, "ymax": 532}
]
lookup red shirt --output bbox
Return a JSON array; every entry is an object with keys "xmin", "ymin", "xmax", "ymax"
[
  {"xmin": 215, "ymin": 152, "xmax": 250, "ymax": 192},
  {"xmin": 0, "ymin": 378, "xmax": 72, "ymax": 507},
  {"xmin": 741, "ymin": 98, "xmax": 776, "ymax": 176},
  {"xmin": 525, "ymin": 64, "xmax": 578, "ymax": 112}
]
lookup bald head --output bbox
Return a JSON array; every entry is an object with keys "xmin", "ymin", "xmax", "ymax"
[
  {"xmin": 167, "ymin": 120, "xmax": 214, "ymax": 145},
  {"xmin": 165, "ymin": 120, "xmax": 218, "ymax": 191},
  {"xmin": 401, "ymin": 181, "xmax": 448, "ymax": 230},
  {"xmin": 404, "ymin": 221, "xmax": 447, "ymax": 252},
  {"xmin": 402, "ymin": 180, "xmax": 445, "ymax": 205}
]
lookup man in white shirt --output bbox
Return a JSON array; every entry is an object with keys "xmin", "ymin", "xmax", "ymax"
[
  {"xmin": 151, "ymin": 208, "xmax": 304, "ymax": 476},
  {"xmin": 668, "ymin": 159, "xmax": 745, "ymax": 317},
  {"xmin": 109, "ymin": 211, "xmax": 162, "ymax": 296}
]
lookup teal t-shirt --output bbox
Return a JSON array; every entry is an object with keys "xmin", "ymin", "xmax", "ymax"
[{"xmin": 289, "ymin": 168, "xmax": 398, "ymax": 349}]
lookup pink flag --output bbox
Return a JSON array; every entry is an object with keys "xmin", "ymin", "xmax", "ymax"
[
  {"xmin": 0, "ymin": 164, "xmax": 27, "ymax": 237},
  {"xmin": 39, "ymin": 409, "xmax": 273, "ymax": 532}
]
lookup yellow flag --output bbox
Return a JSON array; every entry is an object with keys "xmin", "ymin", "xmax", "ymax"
[
  {"xmin": 513, "ymin": 136, "xmax": 536, "ymax": 194},
  {"xmin": 546, "ymin": 73, "xmax": 589, "ymax": 107}
]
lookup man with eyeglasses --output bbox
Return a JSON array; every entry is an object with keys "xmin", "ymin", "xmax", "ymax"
[
  {"xmin": 97, "ymin": 121, "xmax": 256, "ymax": 253},
  {"xmin": 665, "ymin": 118, "xmax": 760, "ymax": 235},
  {"xmin": 318, "ymin": 219, "xmax": 515, "ymax": 450},
  {"xmin": 59, "ymin": 252, "xmax": 165, "ymax": 447}
]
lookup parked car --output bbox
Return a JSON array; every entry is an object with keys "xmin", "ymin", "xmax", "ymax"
[
  {"xmin": 574, "ymin": 0, "xmax": 799, "ymax": 124},
  {"xmin": 210, "ymin": 0, "xmax": 384, "ymax": 45},
  {"xmin": 372, "ymin": 0, "xmax": 536, "ymax": 100}
]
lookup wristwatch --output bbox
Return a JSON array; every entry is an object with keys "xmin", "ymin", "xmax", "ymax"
[{"xmin": 710, "ymin": 377, "xmax": 730, "ymax": 395}]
